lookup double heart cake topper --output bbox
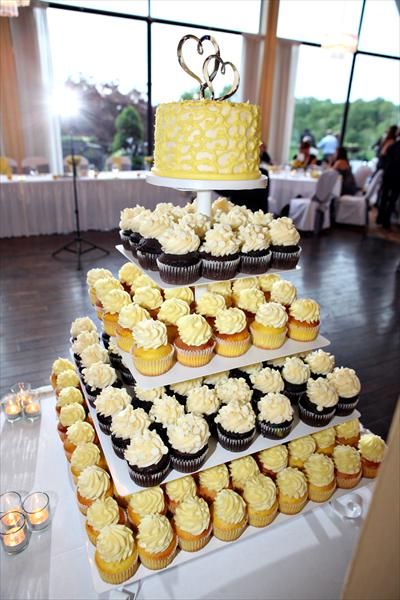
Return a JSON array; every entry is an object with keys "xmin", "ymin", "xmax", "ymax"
[{"xmin": 177, "ymin": 34, "xmax": 240, "ymax": 101}]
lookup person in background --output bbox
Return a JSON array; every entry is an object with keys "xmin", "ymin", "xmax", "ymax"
[
  {"xmin": 377, "ymin": 137, "xmax": 400, "ymax": 229},
  {"xmin": 299, "ymin": 128, "xmax": 316, "ymax": 148},
  {"xmin": 292, "ymin": 141, "xmax": 317, "ymax": 169},
  {"xmin": 332, "ymin": 147, "xmax": 357, "ymax": 196},
  {"xmin": 377, "ymin": 125, "xmax": 398, "ymax": 170},
  {"xmin": 317, "ymin": 129, "xmax": 338, "ymax": 163},
  {"xmin": 260, "ymin": 142, "xmax": 272, "ymax": 166}
]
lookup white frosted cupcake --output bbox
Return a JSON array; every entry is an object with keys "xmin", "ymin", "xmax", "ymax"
[
  {"xmin": 298, "ymin": 377, "xmax": 338, "ymax": 427},
  {"xmin": 257, "ymin": 392, "xmax": 294, "ymax": 439},
  {"xmin": 281, "ymin": 356, "xmax": 310, "ymax": 403},
  {"xmin": 327, "ymin": 367, "xmax": 361, "ymax": 416},
  {"xmin": 214, "ymin": 400, "xmax": 256, "ymax": 452},
  {"xmin": 269, "ymin": 217, "xmax": 301, "ymax": 270},
  {"xmin": 167, "ymin": 414, "xmax": 210, "ymax": 473},
  {"xmin": 124, "ymin": 430, "xmax": 170, "ymax": 487}
]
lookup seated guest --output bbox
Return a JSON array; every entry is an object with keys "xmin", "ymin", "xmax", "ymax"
[
  {"xmin": 260, "ymin": 142, "xmax": 272, "ymax": 176},
  {"xmin": 317, "ymin": 130, "xmax": 338, "ymax": 163},
  {"xmin": 332, "ymin": 147, "xmax": 357, "ymax": 196},
  {"xmin": 292, "ymin": 141, "xmax": 317, "ymax": 169}
]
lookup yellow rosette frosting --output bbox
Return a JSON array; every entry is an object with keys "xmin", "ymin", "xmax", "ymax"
[
  {"xmin": 215, "ymin": 308, "xmax": 247, "ymax": 334},
  {"xmin": 67, "ymin": 421, "xmax": 95, "ymax": 445},
  {"xmin": 312, "ymin": 427, "xmax": 336, "ymax": 450},
  {"xmin": 254, "ymin": 302, "xmax": 288, "ymax": 328},
  {"xmin": 335, "ymin": 419, "xmax": 360, "ymax": 439},
  {"xmin": 96, "ymin": 524, "xmax": 134, "ymax": 563},
  {"xmin": 102, "ymin": 289, "xmax": 132, "ymax": 316},
  {"xmin": 258, "ymin": 445, "xmax": 288, "ymax": 473},
  {"xmin": 235, "ymin": 288, "xmax": 266, "ymax": 313},
  {"xmin": 128, "ymin": 487, "xmax": 165, "ymax": 516},
  {"xmin": 174, "ymin": 496, "xmax": 210, "ymax": 535},
  {"xmin": 132, "ymin": 320, "xmax": 168, "ymax": 350},
  {"xmin": 358, "ymin": 434, "xmax": 385, "ymax": 462},
  {"xmin": 56, "ymin": 370, "xmax": 80, "ymax": 389},
  {"xmin": 59, "ymin": 403, "xmax": 86, "ymax": 427},
  {"xmin": 52, "ymin": 357, "xmax": 75, "ymax": 376},
  {"xmin": 229, "ymin": 456, "xmax": 259, "ymax": 489},
  {"xmin": 289, "ymin": 299, "xmax": 320, "ymax": 323},
  {"xmin": 118, "ymin": 262, "xmax": 142, "ymax": 285},
  {"xmin": 165, "ymin": 475, "xmax": 197, "ymax": 502},
  {"xmin": 277, "ymin": 467, "xmax": 307, "ymax": 499},
  {"xmin": 77, "ymin": 466, "xmax": 110, "ymax": 500},
  {"xmin": 117, "ymin": 304, "xmax": 150, "ymax": 329},
  {"xmin": 288, "ymin": 435, "xmax": 317, "ymax": 463},
  {"xmin": 243, "ymin": 474, "xmax": 277, "ymax": 511},
  {"xmin": 71, "ymin": 442, "xmax": 101, "ymax": 471},
  {"xmin": 158, "ymin": 299, "xmax": 191, "ymax": 325},
  {"xmin": 133, "ymin": 287, "xmax": 163, "ymax": 310},
  {"xmin": 94, "ymin": 278, "xmax": 122, "ymax": 303},
  {"xmin": 198, "ymin": 464, "xmax": 230, "ymax": 493},
  {"xmin": 87, "ymin": 497, "xmax": 120, "ymax": 531},
  {"xmin": 257, "ymin": 273, "xmax": 281, "ymax": 292},
  {"xmin": 137, "ymin": 514, "xmax": 173, "ymax": 554},
  {"xmin": 163, "ymin": 286, "xmax": 194, "ymax": 304},
  {"xmin": 213, "ymin": 489, "xmax": 246, "ymax": 524},
  {"xmin": 176, "ymin": 314, "xmax": 212, "ymax": 346},
  {"xmin": 86, "ymin": 268, "xmax": 113, "ymax": 289},
  {"xmin": 333, "ymin": 445, "xmax": 361, "ymax": 474},
  {"xmin": 56, "ymin": 387, "xmax": 83, "ymax": 408},
  {"xmin": 304, "ymin": 454, "xmax": 335, "ymax": 486},
  {"xmin": 196, "ymin": 292, "xmax": 226, "ymax": 317}
]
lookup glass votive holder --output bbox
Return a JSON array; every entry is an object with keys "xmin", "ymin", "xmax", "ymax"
[
  {"xmin": 0, "ymin": 512, "xmax": 31, "ymax": 554},
  {"xmin": 22, "ymin": 492, "xmax": 51, "ymax": 531},
  {"xmin": 1, "ymin": 394, "xmax": 23, "ymax": 422},
  {"xmin": 0, "ymin": 492, "xmax": 23, "ymax": 527},
  {"xmin": 22, "ymin": 391, "xmax": 41, "ymax": 421},
  {"xmin": 11, "ymin": 383, "xmax": 32, "ymax": 410}
]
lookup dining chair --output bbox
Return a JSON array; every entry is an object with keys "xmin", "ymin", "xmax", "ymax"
[{"xmin": 21, "ymin": 156, "xmax": 50, "ymax": 174}]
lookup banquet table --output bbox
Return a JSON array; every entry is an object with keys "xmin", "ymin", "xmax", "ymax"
[
  {"xmin": 1, "ymin": 388, "xmax": 373, "ymax": 600},
  {"xmin": 0, "ymin": 172, "xmax": 191, "ymax": 238},
  {"xmin": 268, "ymin": 172, "xmax": 319, "ymax": 215}
]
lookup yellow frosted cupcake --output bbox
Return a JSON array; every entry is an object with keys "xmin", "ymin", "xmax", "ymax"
[
  {"xmin": 76, "ymin": 466, "xmax": 112, "ymax": 515},
  {"xmin": 198, "ymin": 464, "xmax": 231, "ymax": 502},
  {"xmin": 287, "ymin": 298, "xmax": 320, "ymax": 342},
  {"xmin": 86, "ymin": 497, "xmax": 127, "ymax": 545},
  {"xmin": 174, "ymin": 496, "xmax": 212, "ymax": 552},
  {"xmin": 229, "ymin": 456, "xmax": 259, "ymax": 492},
  {"xmin": 133, "ymin": 286, "xmax": 163, "ymax": 319},
  {"xmin": 250, "ymin": 302, "xmax": 288, "ymax": 349},
  {"xmin": 358, "ymin": 434, "xmax": 386, "ymax": 478},
  {"xmin": 195, "ymin": 292, "xmax": 226, "ymax": 326},
  {"xmin": 94, "ymin": 277, "xmax": 123, "ymax": 321},
  {"xmin": 288, "ymin": 435, "xmax": 317, "ymax": 469},
  {"xmin": 164, "ymin": 475, "xmax": 197, "ymax": 514},
  {"xmin": 257, "ymin": 445, "xmax": 288, "ymax": 479},
  {"xmin": 116, "ymin": 304, "xmax": 151, "ymax": 352},
  {"xmin": 55, "ymin": 370, "xmax": 81, "ymax": 396},
  {"xmin": 214, "ymin": 308, "xmax": 251, "ymax": 357},
  {"xmin": 312, "ymin": 427, "xmax": 336, "ymax": 456},
  {"xmin": 55, "ymin": 386, "xmax": 84, "ymax": 415},
  {"xmin": 86, "ymin": 268, "xmax": 113, "ymax": 305},
  {"xmin": 70, "ymin": 442, "xmax": 106, "ymax": 483},
  {"xmin": 234, "ymin": 288, "xmax": 266, "ymax": 325},
  {"xmin": 333, "ymin": 445, "xmax": 362, "ymax": 489},
  {"xmin": 304, "ymin": 453, "xmax": 336, "ymax": 502},
  {"xmin": 95, "ymin": 524, "xmax": 138, "ymax": 584},
  {"xmin": 137, "ymin": 514, "xmax": 177, "ymax": 570},
  {"xmin": 102, "ymin": 289, "xmax": 131, "ymax": 336},
  {"xmin": 132, "ymin": 320, "xmax": 174, "ymax": 376},
  {"xmin": 206, "ymin": 281, "xmax": 232, "ymax": 307},
  {"xmin": 127, "ymin": 486, "xmax": 166, "ymax": 527},
  {"xmin": 50, "ymin": 357, "xmax": 76, "ymax": 389},
  {"xmin": 270, "ymin": 279, "xmax": 297, "ymax": 308},
  {"xmin": 58, "ymin": 403, "xmax": 86, "ymax": 441},
  {"xmin": 163, "ymin": 286, "xmax": 194, "ymax": 308},
  {"xmin": 118, "ymin": 262, "xmax": 142, "ymax": 293},
  {"xmin": 157, "ymin": 298, "xmax": 191, "ymax": 343},
  {"xmin": 242, "ymin": 473, "xmax": 278, "ymax": 527},
  {"xmin": 174, "ymin": 314, "xmax": 215, "ymax": 367},
  {"xmin": 257, "ymin": 273, "xmax": 281, "ymax": 301},
  {"xmin": 64, "ymin": 421, "xmax": 96, "ymax": 461},
  {"xmin": 335, "ymin": 419, "xmax": 360, "ymax": 447},
  {"xmin": 276, "ymin": 467, "xmax": 308, "ymax": 514},
  {"xmin": 213, "ymin": 489, "xmax": 248, "ymax": 541}
]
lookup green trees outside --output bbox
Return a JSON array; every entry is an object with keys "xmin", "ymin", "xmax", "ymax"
[{"xmin": 112, "ymin": 106, "xmax": 144, "ymax": 168}]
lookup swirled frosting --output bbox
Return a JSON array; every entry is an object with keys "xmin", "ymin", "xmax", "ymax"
[
  {"xmin": 131, "ymin": 274, "xmax": 159, "ymax": 290},
  {"xmin": 176, "ymin": 314, "xmax": 212, "ymax": 346},
  {"xmin": 139, "ymin": 214, "xmax": 172, "ymax": 239},
  {"xmin": 216, "ymin": 378, "xmax": 252, "ymax": 405},
  {"xmin": 158, "ymin": 299, "xmax": 190, "ymax": 325},
  {"xmin": 72, "ymin": 331, "xmax": 100, "ymax": 355},
  {"xmin": 215, "ymin": 308, "xmax": 247, "ymax": 335},
  {"xmin": 248, "ymin": 210, "xmax": 273, "ymax": 227},
  {"xmin": 213, "ymin": 489, "xmax": 246, "ymax": 524},
  {"xmin": 258, "ymin": 445, "xmax": 288, "ymax": 473},
  {"xmin": 333, "ymin": 445, "xmax": 361, "ymax": 474},
  {"xmin": 306, "ymin": 378, "xmax": 339, "ymax": 411},
  {"xmin": 327, "ymin": 367, "xmax": 361, "ymax": 398},
  {"xmin": 229, "ymin": 456, "xmax": 259, "ymax": 489},
  {"xmin": 235, "ymin": 289, "xmax": 266, "ymax": 313},
  {"xmin": 207, "ymin": 281, "xmax": 232, "ymax": 299},
  {"xmin": 180, "ymin": 212, "xmax": 211, "ymax": 237},
  {"xmin": 312, "ymin": 427, "xmax": 336, "ymax": 449},
  {"xmin": 201, "ymin": 224, "xmax": 240, "ymax": 257},
  {"xmin": 217, "ymin": 206, "xmax": 249, "ymax": 230},
  {"xmin": 163, "ymin": 287, "xmax": 194, "ymax": 304},
  {"xmin": 257, "ymin": 273, "xmax": 281, "ymax": 292},
  {"xmin": 95, "ymin": 387, "xmax": 130, "ymax": 418},
  {"xmin": 125, "ymin": 430, "xmax": 168, "ymax": 468},
  {"xmin": 159, "ymin": 224, "xmax": 200, "ymax": 254},
  {"xmin": 167, "ymin": 414, "xmax": 210, "ymax": 454},
  {"xmin": 59, "ymin": 403, "xmax": 86, "ymax": 427},
  {"xmin": 67, "ymin": 421, "xmax": 95, "ymax": 445},
  {"xmin": 71, "ymin": 442, "xmax": 101, "ymax": 470},
  {"xmin": 257, "ymin": 393, "xmax": 294, "ymax": 424},
  {"xmin": 150, "ymin": 394, "xmax": 184, "ymax": 426},
  {"xmin": 119, "ymin": 206, "xmax": 148, "ymax": 230},
  {"xmin": 305, "ymin": 350, "xmax": 335, "ymax": 375},
  {"xmin": 232, "ymin": 276, "xmax": 260, "ymax": 295},
  {"xmin": 203, "ymin": 371, "xmax": 230, "ymax": 386},
  {"xmin": 137, "ymin": 514, "xmax": 173, "ymax": 554},
  {"xmin": 118, "ymin": 304, "xmax": 150, "ymax": 329},
  {"xmin": 86, "ymin": 268, "xmax": 113, "ymax": 288},
  {"xmin": 56, "ymin": 386, "xmax": 83, "ymax": 408},
  {"xmin": 289, "ymin": 299, "xmax": 320, "ymax": 323},
  {"xmin": 56, "ymin": 370, "xmax": 80, "ymax": 389},
  {"xmin": 111, "ymin": 405, "xmax": 151, "ymax": 439},
  {"xmin": 52, "ymin": 357, "xmax": 75, "ymax": 376},
  {"xmin": 128, "ymin": 486, "xmax": 165, "ymax": 516},
  {"xmin": 267, "ymin": 357, "xmax": 287, "ymax": 368},
  {"xmin": 358, "ymin": 434, "xmax": 385, "ymax": 462},
  {"xmin": 240, "ymin": 363, "xmax": 262, "ymax": 375},
  {"xmin": 196, "ymin": 292, "xmax": 226, "ymax": 317},
  {"xmin": 77, "ymin": 466, "xmax": 110, "ymax": 500},
  {"xmin": 169, "ymin": 379, "xmax": 203, "ymax": 396},
  {"xmin": 118, "ymin": 262, "xmax": 142, "ymax": 285},
  {"xmin": 87, "ymin": 497, "xmax": 120, "ymax": 531},
  {"xmin": 277, "ymin": 467, "xmax": 307, "ymax": 498},
  {"xmin": 132, "ymin": 320, "xmax": 168, "ymax": 350},
  {"xmin": 269, "ymin": 217, "xmax": 300, "ymax": 246},
  {"xmin": 134, "ymin": 385, "xmax": 165, "ymax": 402},
  {"xmin": 239, "ymin": 224, "xmax": 271, "ymax": 252},
  {"xmin": 83, "ymin": 364, "xmax": 117, "ymax": 390},
  {"xmin": 175, "ymin": 496, "xmax": 210, "ymax": 535},
  {"xmin": 335, "ymin": 419, "xmax": 360, "ymax": 439},
  {"xmin": 250, "ymin": 367, "xmax": 284, "ymax": 393},
  {"xmin": 94, "ymin": 278, "xmax": 122, "ymax": 302},
  {"xmin": 270, "ymin": 280, "xmax": 297, "ymax": 306},
  {"xmin": 70, "ymin": 317, "xmax": 97, "ymax": 338},
  {"xmin": 243, "ymin": 474, "xmax": 277, "ymax": 511},
  {"xmin": 186, "ymin": 386, "xmax": 221, "ymax": 416},
  {"xmin": 288, "ymin": 436, "xmax": 316, "ymax": 462},
  {"xmin": 304, "ymin": 454, "xmax": 335, "ymax": 486},
  {"xmin": 215, "ymin": 400, "xmax": 256, "ymax": 434},
  {"xmin": 80, "ymin": 344, "xmax": 109, "ymax": 368},
  {"xmin": 198, "ymin": 464, "xmax": 230, "ymax": 493},
  {"xmin": 165, "ymin": 475, "xmax": 197, "ymax": 502},
  {"xmin": 254, "ymin": 302, "xmax": 288, "ymax": 328},
  {"xmin": 96, "ymin": 524, "xmax": 134, "ymax": 563},
  {"xmin": 154, "ymin": 202, "xmax": 177, "ymax": 216},
  {"xmin": 282, "ymin": 357, "xmax": 310, "ymax": 385},
  {"xmin": 133, "ymin": 287, "xmax": 163, "ymax": 310}
]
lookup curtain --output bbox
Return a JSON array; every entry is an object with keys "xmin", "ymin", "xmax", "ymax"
[{"xmin": 240, "ymin": 34, "xmax": 264, "ymax": 104}]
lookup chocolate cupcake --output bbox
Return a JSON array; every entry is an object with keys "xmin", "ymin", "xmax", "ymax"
[
  {"xmin": 82, "ymin": 363, "xmax": 118, "ymax": 407},
  {"xmin": 281, "ymin": 357, "xmax": 310, "ymax": 404},
  {"xmin": 269, "ymin": 217, "xmax": 301, "ymax": 269},
  {"xmin": 107, "ymin": 340, "xmax": 124, "ymax": 370},
  {"xmin": 327, "ymin": 367, "xmax": 361, "ymax": 416},
  {"xmin": 101, "ymin": 332, "xmax": 111, "ymax": 350},
  {"xmin": 94, "ymin": 386, "xmax": 131, "ymax": 435},
  {"xmin": 119, "ymin": 206, "xmax": 148, "ymax": 252},
  {"xmin": 298, "ymin": 377, "xmax": 339, "ymax": 427},
  {"xmin": 185, "ymin": 385, "xmax": 221, "ymax": 436},
  {"xmin": 238, "ymin": 223, "xmax": 272, "ymax": 274},
  {"xmin": 167, "ymin": 414, "xmax": 210, "ymax": 473},
  {"xmin": 137, "ymin": 214, "xmax": 171, "ymax": 271},
  {"xmin": 305, "ymin": 350, "xmax": 335, "ymax": 379},
  {"xmin": 133, "ymin": 384, "xmax": 165, "ymax": 413},
  {"xmin": 125, "ymin": 430, "xmax": 170, "ymax": 487},
  {"xmin": 200, "ymin": 224, "xmax": 241, "ymax": 280},
  {"xmin": 257, "ymin": 393, "xmax": 294, "ymax": 439},
  {"xmin": 110, "ymin": 405, "xmax": 152, "ymax": 459},
  {"xmin": 215, "ymin": 377, "xmax": 253, "ymax": 407},
  {"xmin": 168, "ymin": 378, "xmax": 204, "ymax": 406},
  {"xmin": 157, "ymin": 224, "xmax": 201, "ymax": 285},
  {"xmin": 214, "ymin": 400, "xmax": 256, "ymax": 452}
]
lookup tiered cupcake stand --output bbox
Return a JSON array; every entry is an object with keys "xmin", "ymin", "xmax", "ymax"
[{"xmin": 73, "ymin": 175, "xmax": 371, "ymax": 594}]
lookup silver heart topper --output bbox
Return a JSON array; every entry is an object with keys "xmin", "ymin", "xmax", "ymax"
[
  {"xmin": 177, "ymin": 34, "xmax": 221, "ymax": 99},
  {"xmin": 203, "ymin": 54, "xmax": 240, "ymax": 101}
]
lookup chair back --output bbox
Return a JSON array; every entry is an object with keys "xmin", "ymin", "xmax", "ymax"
[
  {"xmin": 105, "ymin": 155, "xmax": 131, "ymax": 171},
  {"xmin": 354, "ymin": 165, "xmax": 372, "ymax": 189},
  {"xmin": 314, "ymin": 169, "xmax": 340, "ymax": 205},
  {"xmin": 365, "ymin": 170, "xmax": 383, "ymax": 206},
  {"xmin": 64, "ymin": 155, "xmax": 89, "ymax": 175},
  {"xmin": 0, "ymin": 156, "xmax": 17, "ymax": 175},
  {"xmin": 21, "ymin": 156, "xmax": 50, "ymax": 174}
]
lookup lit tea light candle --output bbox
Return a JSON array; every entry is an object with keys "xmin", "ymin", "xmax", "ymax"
[
  {"xmin": 0, "ymin": 492, "xmax": 22, "ymax": 526},
  {"xmin": 22, "ymin": 492, "xmax": 51, "ymax": 531},
  {"xmin": 0, "ymin": 512, "xmax": 30, "ymax": 554},
  {"xmin": 2, "ymin": 511, "xmax": 21, "ymax": 527},
  {"xmin": 28, "ymin": 507, "xmax": 49, "ymax": 527},
  {"xmin": 4, "ymin": 525, "xmax": 26, "ymax": 547},
  {"xmin": 24, "ymin": 401, "xmax": 41, "ymax": 419},
  {"xmin": 2, "ymin": 395, "xmax": 22, "ymax": 422}
]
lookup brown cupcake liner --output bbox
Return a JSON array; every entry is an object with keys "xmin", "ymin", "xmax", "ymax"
[
  {"xmin": 157, "ymin": 260, "xmax": 202, "ymax": 285},
  {"xmin": 240, "ymin": 253, "xmax": 271, "ymax": 275},
  {"xmin": 201, "ymin": 257, "xmax": 240, "ymax": 280}
]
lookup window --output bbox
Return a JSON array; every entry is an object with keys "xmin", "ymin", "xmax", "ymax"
[
  {"xmin": 46, "ymin": 0, "xmax": 148, "ymax": 17},
  {"xmin": 358, "ymin": 0, "xmax": 400, "ymax": 57}
]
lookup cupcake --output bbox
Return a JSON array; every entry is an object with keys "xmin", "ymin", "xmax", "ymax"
[
  {"xmin": 149, "ymin": 395, "xmax": 185, "ymax": 443},
  {"xmin": 269, "ymin": 279, "xmax": 297, "ymax": 308},
  {"xmin": 167, "ymin": 414, "xmax": 210, "ymax": 473},
  {"xmin": 86, "ymin": 268, "xmax": 113, "ymax": 305},
  {"xmin": 163, "ymin": 286, "xmax": 194, "ymax": 307},
  {"xmin": 217, "ymin": 205, "xmax": 249, "ymax": 230},
  {"xmin": 288, "ymin": 435, "xmax": 317, "ymax": 468},
  {"xmin": 215, "ymin": 377, "xmax": 252, "ymax": 406},
  {"xmin": 180, "ymin": 212, "xmax": 211, "ymax": 238},
  {"xmin": 82, "ymin": 363, "xmax": 118, "ymax": 406},
  {"xmin": 195, "ymin": 292, "xmax": 226, "ymax": 327},
  {"xmin": 164, "ymin": 475, "xmax": 197, "ymax": 513},
  {"xmin": 118, "ymin": 262, "xmax": 142, "ymax": 293},
  {"xmin": 124, "ymin": 430, "xmax": 170, "ymax": 487},
  {"xmin": 95, "ymin": 387, "xmax": 131, "ymax": 434},
  {"xmin": 266, "ymin": 356, "xmax": 287, "ymax": 372},
  {"xmin": 137, "ymin": 213, "xmax": 171, "ymax": 271},
  {"xmin": 157, "ymin": 299, "xmax": 191, "ymax": 343},
  {"xmin": 58, "ymin": 403, "xmax": 86, "ymax": 441},
  {"xmin": 119, "ymin": 206, "xmax": 148, "ymax": 251},
  {"xmin": 86, "ymin": 497, "xmax": 127, "ymax": 545},
  {"xmin": 137, "ymin": 514, "xmax": 177, "ymax": 570},
  {"xmin": 200, "ymin": 223, "xmax": 241, "ymax": 280},
  {"xmin": 248, "ymin": 210, "xmax": 274, "ymax": 227},
  {"xmin": 70, "ymin": 442, "xmax": 104, "ymax": 483},
  {"xmin": 50, "ymin": 357, "xmax": 75, "ymax": 389},
  {"xmin": 64, "ymin": 421, "xmax": 96, "ymax": 461},
  {"xmin": 287, "ymin": 299, "xmax": 320, "ymax": 342},
  {"xmin": 250, "ymin": 367, "xmax": 285, "ymax": 409},
  {"xmin": 116, "ymin": 304, "xmax": 151, "ymax": 353},
  {"xmin": 76, "ymin": 466, "xmax": 112, "ymax": 515},
  {"xmin": 174, "ymin": 496, "xmax": 212, "ymax": 552},
  {"xmin": 132, "ymin": 286, "xmax": 163, "ymax": 319},
  {"xmin": 212, "ymin": 489, "xmax": 248, "ymax": 541},
  {"xmin": 206, "ymin": 281, "xmax": 232, "ymax": 307},
  {"xmin": 257, "ymin": 445, "xmax": 288, "ymax": 478},
  {"xmin": 70, "ymin": 317, "xmax": 97, "ymax": 340},
  {"xmin": 133, "ymin": 385, "xmax": 165, "ymax": 413},
  {"xmin": 242, "ymin": 473, "xmax": 278, "ymax": 527},
  {"xmin": 174, "ymin": 314, "xmax": 215, "ymax": 368},
  {"xmin": 127, "ymin": 486, "xmax": 166, "ymax": 527},
  {"xmin": 232, "ymin": 277, "xmax": 260, "ymax": 299},
  {"xmin": 131, "ymin": 273, "xmax": 160, "ymax": 292},
  {"xmin": 185, "ymin": 386, "xmax": 221, "ymax": 434},
  {"xmin": 335, "ymin": 419, "xmax": 360, "ymax": 447},
  {"xmin": 312, "ymin": 427, "xmax": 336, "ymax": 456},
  {"xmin": 55, "ymin": 386, "xmax": 84, "ymax": 415},
  {"xmin": 55, "ymin": 370, "xmax": 81, "ymax": 395},
  {"xmin": 168, "ymin": 378, "xmax": 203, "ymax": 406},
  {"xmin": 157, "ymin": 224, "xmax": 201, "ymax": 284},
  {"xmin": 276, "ymin": 467, "xmax": 308, "ymax": 514},
  {"xmin": 215, "ymin": 400, "xmax": 256, "ymax": 452},
  {"xmin": 250, "ymin": 302, "xmax": 288, "ymax": 349},
  {"xmin": 281, "ymin": 357, "xmax": 310, "ymax": 404},
  {"xmin": 198, "ymin": 464, "xmax": 231, "ymax": 502},
  {"xmin": 80, "ymin": 344, "xmax": 109, "ymax": 370},
  {"xmin": 238, "ymin": 224, "xmax": 271, "ymax": 274},
  {"xmin": 298, "ymin": 378, "xmax": 338, "ymax": 427},
  {"xmin": 269, "ymin": 217, "xmax": 301, "ymax": 269},
  {"xmin": 257, "ymin": 393, "xmax": 294, "ymax": 439},
  {"xmin": 333, "ymin": 445, "xmax": 362, "ymax": 489},
  {"xmin": 257, "ymin": 273, "xmax": 281, "ymax": 301},
  {"xmin": 234, "ymin": 288, "xmax": 266, "ymax": 326},
  {"xmin": 214, "ymin": 308, "xmax": 251, "ymax": 357},
  {"xmin": 131, "ymin": 320, "xmax": 174, "ymax": 376},
  {"xmin": 111, "ymin": 405, "xmax": 152, "ymax": 459},
  {"xmin": 304, "ymin": 453, "xmax": 336, "ymax": 502},
  {"xmin": 235, "ymin": 362, "xmax": 263, "ymax": 385},
  {"xmin": 327, "ymin": 367, "xmax": 361, "ymax": 416},
  {"xmin": 94, "ymin": 278, "xmax": 123, "ymax": 321},
  {"xmin": 95, "ymin": 524, "xmax": 138, "ymax": 583},
  {"xmin": 358, "ymin": 433, "xmax": 385, "ymax": 478},
  {"xmin": 203, "ymin": 371, "xmax": 230, "ymax": 388},
  {"xmin": 229, "ymin": 456, "xmax": 259, "ymax": 492},
  {"xmin": 305, "ymin": 350, "xmax": 335, "ymax": 379}
]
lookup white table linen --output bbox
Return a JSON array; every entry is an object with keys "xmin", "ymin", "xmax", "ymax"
[{"xmin": 268, "ymin": 173, "xmax": 317, "ymax": 215}]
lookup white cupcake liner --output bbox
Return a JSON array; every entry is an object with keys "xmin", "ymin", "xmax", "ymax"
[
  {"xmin": 214, "ymin": 333, "xmax": 251, "ymax": 357},
  {"xmin": 240, "ymin": 253, "xmax": 271, "ymax": 275},
  {"xmin": 201, "ymin": 257, "xmax": 240, "ymax": 280},
  {"xmin": 271, "ymin": 248, "xmax": 301, "ymax": 270},
  {"xmin": 133, "ymin": 346, "xmax": 175, "ymax": 376},
  {"xmin": 174, "ymin": 342, "xmax": 215, "ymax": 367}
]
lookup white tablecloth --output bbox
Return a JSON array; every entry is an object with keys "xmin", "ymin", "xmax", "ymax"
[
  {"xmin": 0, "ymin": 172, "xmax": 191, "ymax": 238},
  {"xmin": 268, "ymin": 173, "xmax": 317, "ymax": 214},
  {"xmin": 1, "ymin": 388, "xmax": 373, "ymax": 600}
]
